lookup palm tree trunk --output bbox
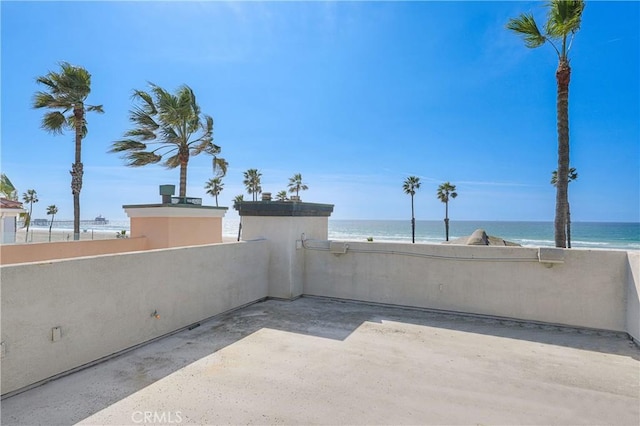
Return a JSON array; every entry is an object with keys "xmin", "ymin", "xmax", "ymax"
[
  {"xmin": 49, "ymin": 215, "xmax": 54, "ymax": 242},
  {"xmin": 411, "ymin": 195, "xmax": 415, "ymax": 244},
  {"xmin": 555, "ymin": 59, "xmax": 571, "ymax": 248},
  {"xmin": 179, "ymin": 158, "xmax": 188, "ymax": 198},
  {"xmin": 71, "ymin": 106, "xmax": 84, "ymax": 241},
  {"xmin": 444, "ymin": 201, "xmax": 450, "ymax": 241},
  {"xmin": 215, "ymin": 194, "xmax": 219, "ymax": 207},
  {"xmin": 566, "ymin": 202, "xmax": 572, "ymax": 249},
  {"xmin": 25, "ymin": 202, "xmax": 32, "ymax": 242}
]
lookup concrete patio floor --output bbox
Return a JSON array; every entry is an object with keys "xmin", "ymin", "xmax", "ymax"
[{"xmin": 2, "ymin": 297, "xmax": 639, "ymax": 425}]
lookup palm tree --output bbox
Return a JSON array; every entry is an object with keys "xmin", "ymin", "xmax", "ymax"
[
  {"xmin": 402, "ymin": 176, "xmax": 421, "ymax": 244},
  {"xmin": 287, "ymin": 173, "xmax": 308, "ymax": 200},
  {"xmin": 243, "ymin": 169, "xmax": 262, "ymax": 201},
  {"xmin": 437, "ymin": 182, "xmax": 457, "ymax": 242},
  {"xmin": 110, "ymin": 83, "xmax": 224, "ymax": 199},
  {"xmin": 0, "ymin": 173, "xmax": 17, "ymax": 200},
  {"xmin": 22, "ymin": 189, "xmax": 38, "ymax": 242},
  {"xmin": 507, "ymin": 0, "xmax": 585, "ymax": 248},
  {"xmin": 46, "ymin": 204, "xmax": 58, "ymax": 242},
  {"xmin": 551, "ymin": 167, "xmax": 578, "ymax": 248},
  {"xmin": 33, "ymin": 62, "xmax": 104, "ymax": 240},
  {"xmin": 233, "ymin": 194, "xmax": 244, "ymax": 241},
  {"xmin": 205, "ymin": 177, "xmax": 224, "ymax": 207},
  {"xmin": 276, "ymin": 190, "xmax": 288, "ymax": 201}
]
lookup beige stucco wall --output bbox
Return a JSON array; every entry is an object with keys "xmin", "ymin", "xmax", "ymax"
[
  {"xmin": 626, "ymin": 251, "xmax": 640, "ymax": 342},
  {"xmin": 303, "ymin": 241, "xmax": 631, "ymax": 332},
  {"xmin": 241, "ymin": 216, "xmax": 328, "ymax": 299},
  {"xmin": 130, "ymin": 216, "xmax": 223, "ymax": 249},
  {"xmin": 0, "ymin": 240, "xmax": 268, "ymax": 395},
  {"xmin": 0, "ymin": 237, "xmax": 148, "ymax": 265}
]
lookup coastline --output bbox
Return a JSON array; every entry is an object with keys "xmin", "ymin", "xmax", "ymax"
[{"xmin": 14, "ymin": 228, "xmax": 238, "ymax": 244}]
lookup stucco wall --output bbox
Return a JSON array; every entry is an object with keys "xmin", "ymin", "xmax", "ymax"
[
  {"xmin": 626, "ymin": 251, "xmax": 640, "ymax": 342},
  {"xmin": 130, "ymin": 217, "xmax": 223, "ymax": 249},
  {"xmin": 242, "ymin": 216, "xmax": 328, "ymax": 299},
  {"xmin": 0, "ymin": 240, "xmax": 268, "ymax": 395},
  {"xmin": 303, "ymin": 241, "xmax": 630, "ymax": 332},
  {"xmin": 0, "ymin": 237, "xmax": 148, "ymax": 265}
]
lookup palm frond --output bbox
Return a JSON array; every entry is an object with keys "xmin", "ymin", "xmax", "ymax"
[
  {"xmin": 163, "ymin": 153, "xmax": 181, "ymax": 169},
  {"xmin": 124, "ymin": 128, "xmax": 156, "ymax": 141},
  {"xmin": 213, "ymin": 157, "xmax": 228, "ymax": 177},
  {"xmin": 546, "ymin": 0, "xmax": 585, "ymax": 38},
  {"xmin": 124, "ymin": 151, "xmax": 162, "ymax": 167},
  {"xmin": 86, "ymin": 104, "xmax": 104, "ymax": 113},
  {"xmin": 132, "ymin": 89, "xmax": 157, "ymax": 115},
  {"xmin": 42, "ymin": 111, "xmax": 68, "ymax": 134},
  {"xmin": 506, "ymin": 13, "xmax": 546, "ymax": 48},
  {"xmin": 33, "ymin": 91, "xmax": 70, "ymax": 109},
  {"xmin": 109, "ymin": 139, "xmax": 147, "ymax": 153}
]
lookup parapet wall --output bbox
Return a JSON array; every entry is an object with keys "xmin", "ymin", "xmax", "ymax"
[
  {"xmin": 303, "ymin": 241, "xmax": 633, "ymax": 334},
  {"xmin": 2, "ymin": 236, "xmax": 638, "ymax": 397},
  {"xmin": 0, "ymin": 237, "xmax": 148, "ymax": 265},
  {"xmin": 0, "ymin": 241, "xmax": 268, "ymax": 396}
]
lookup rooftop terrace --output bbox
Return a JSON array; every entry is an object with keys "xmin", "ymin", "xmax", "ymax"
[{"xmin": 3, "ymin": 297, "xmax": 638, "ymax": 425}]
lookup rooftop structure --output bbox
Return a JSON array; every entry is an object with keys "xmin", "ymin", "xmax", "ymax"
[{"xmin": 3, "ymin": 297, "xmax": 638, "ymax": 425}]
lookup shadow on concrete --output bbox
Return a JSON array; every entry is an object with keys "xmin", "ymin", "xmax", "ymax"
[{"xmin": 2, "ymin": 296, "xmax": 638, "ymax": 425}]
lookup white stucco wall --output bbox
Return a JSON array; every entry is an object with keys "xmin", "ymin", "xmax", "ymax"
[
  {"xmin": 303, "ymin": 241, "xmax": 630, "ymax": 332},
  {"xmin": 242, "ymin": 216, "xmax": 328, "ymax": 299},
  {"xmin": 0, "ymin": 241, "xmax": 268, "ymax": 396},
  {"xmin": 626, "ymin": 251, "xmax": 640, "ymax": 342}
]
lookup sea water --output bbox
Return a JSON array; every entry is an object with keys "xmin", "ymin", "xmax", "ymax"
[{"xmin": 32, "ymin": 219, "xmax": 640, "ymax": 250}]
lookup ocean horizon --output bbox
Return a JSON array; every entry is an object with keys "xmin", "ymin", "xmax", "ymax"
[{"xmin": 29, "ymin": 218, "xmax": 640, "ymax": 251}]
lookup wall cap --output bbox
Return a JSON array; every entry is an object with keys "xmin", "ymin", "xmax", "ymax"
[{"xmin": 235, "ymin": 201, "xmax": 334, "ymax": 217}]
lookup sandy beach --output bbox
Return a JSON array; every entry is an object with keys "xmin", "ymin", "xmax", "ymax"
[
  {"xmin": 15, "ymin": 227, "xmax": 122, "ymax": 244},
  {"xmin": 13, "ymin": 227, "xmax": 238, "ymax": 244}
]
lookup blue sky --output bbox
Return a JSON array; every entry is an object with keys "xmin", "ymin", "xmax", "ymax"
[{"xmin": 1, "ymin": 1, "xmax": 638, "ymax": 222}]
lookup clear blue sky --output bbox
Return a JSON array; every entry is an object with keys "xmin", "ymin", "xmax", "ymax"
[{"xmin": 1, "ymin": 1, "xmax": 638, "ymax": 222}]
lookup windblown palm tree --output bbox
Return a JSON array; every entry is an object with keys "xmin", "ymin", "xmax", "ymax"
[
  {"xmin": 276, "ymin": 190, "xmax": 288, "ymax": 201},
  {"xmin": 551, "ymin": 167, "xmax": 578, "ymax": 248},
  {"xmin": 287, "ymin": 173, "xmax": 308, "ymax": 199},
  {"xmin": 507, "ymin": 0, "xmax": 585, "ymax": 248},
  {"xmin": 111, "ymin": 83, "xmax": 225, "ymax": 198},
  {"xmin": 205, "ymin": 177, "xmax": 224, "ymax": 207},
  {"xmin": 243, "ymin": 169, "xmax": 262, "ymax": 201},
  {"xmin": 233, "ymin": 194, "xmax": 244, "ymax": 241},
  {"xmin": 33, "ymin": 62, "xmax": 103, "ymax": 240},
  {"xmin": 22, "ymin": 189, "xmax": 38, "ymax": 242},
  {"xmin": 437, "ymin": 182, "xmax": 457, "ymax": 242},
  {"xmin": 402, "ymin": 176, "xmax": 421, "ymax": 244},
  {"xmin": 46, "ymin": 204, "xmax": 58, "ymax": 242}
]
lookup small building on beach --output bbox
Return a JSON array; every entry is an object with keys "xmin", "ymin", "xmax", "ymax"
[{"xmin": 0, "ymin": 198, "xmax": 25, "ymax": 244}]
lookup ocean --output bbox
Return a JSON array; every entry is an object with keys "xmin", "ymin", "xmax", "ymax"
[{"xmin": 30, "ymin": 219, "xmax": 639, "ymax": 250}]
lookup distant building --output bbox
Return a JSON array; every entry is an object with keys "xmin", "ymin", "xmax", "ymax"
[{"xmin": 0, "ymin": 198, "xmax": 25, "ymax": 244}]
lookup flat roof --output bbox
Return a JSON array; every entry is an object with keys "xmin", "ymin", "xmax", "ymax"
[{"xmin": 2, "ymin": 297, "xmax": 639, "ymax": 425}]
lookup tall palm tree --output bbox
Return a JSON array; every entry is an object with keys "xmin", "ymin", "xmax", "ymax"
[
  {"xmin": 287, "ymin": 173, "xmax": 308, "ymax": 199},
  {"xmin": 22, "ymin": 189, "xmax": 38, "ymax": 242},
  {"xmin": 551, "ymin": 167, "xmax": 578, "ymax": 248},
  {"xmin": 205, "ymin": 177, "xmax": 224, "ymax": 207},
  {"xmin": 507, "ymin": 0, "xmax": 585, "ymax": 248},
  {"xmin": 46, "ymin": 204, "xmax": 58, "ymax": 242},
  {"xmin": 437, "ymin": 182, "xmax": 457, "ymax": 242},
  {"xmin": 402, "ymin": 176, "xmax": 421, "ymax": 244},
  {"xmin": 33, "ymin": 62, "xmax": 103, "ymax": 240},
  {"xmin": 276, "ymin": 190, "xmax": 288, "ymax": 201},
  {"xmin": 243, "ymin": 169, "xmax": 262, "ymax": 201},
  {"xmin": 110, "ymin": 83, "xmax": 224, "ymax": 198}
]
